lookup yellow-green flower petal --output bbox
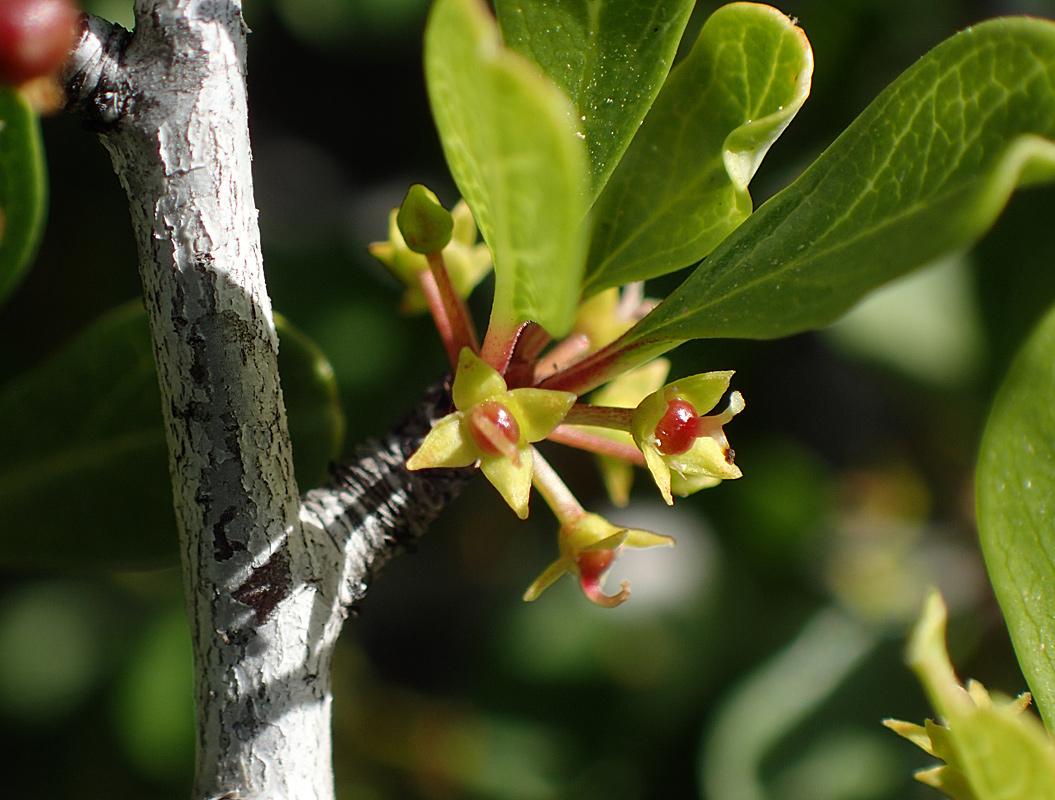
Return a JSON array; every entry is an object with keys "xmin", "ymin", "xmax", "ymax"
[
  {"xmin": 670, "ymin": 473, "xmax": 723, "ymax": 497},
  {"xmin": 670, "ymin": 370, "xmax": 735, "ymax": 414},
  {"xmin": 505, "ymin": 387, "xmax": 576, "ymax": 442},
  {"xmin": 623, "ymin": 529, "xmax": 675, "ymax": 549},
  {"xmin": 667, "ymin": 434, "xmax": 742, "ymax": 480},
  {"xmin": 523, "ymin": 557, "xmax": 570, "ymax": 601},
  {"xmin": 452, "ymin": 348, "xmax": 508, "ymax": 409},
  {"xmin": 642, "ymin": 445, "xmax": 674, "ymax": 505},
  {"xmin": 592, "ymin": 358, "xmax": 670, "ymax": 407},
  {"xmin": 480, "ymin": 450, "xmax": 533, "ymax": 519},
  {"xmin": 406, "ymin": 413, "xmax": 478, "ymax": 470}
]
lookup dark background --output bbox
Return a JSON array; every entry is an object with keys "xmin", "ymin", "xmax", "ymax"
[{"xmin": 2, "ymin": 0, "xmax": 1055, "ymax": 797}]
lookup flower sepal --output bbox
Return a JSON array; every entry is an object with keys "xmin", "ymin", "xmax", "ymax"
[
  {"xmin": 369, "ymin": 197, "xmax": 492, "ymax": 314},
  {"xmin": 523, "ymin": 511, "xmax": 673, "ymax": 608},
  {"xmin": 632, "ymin": 372, "xmax": 744, "ymax": 504},
  {"xmin": 406, "ymin": 348, "xmax": 575, "ymax": 518}
]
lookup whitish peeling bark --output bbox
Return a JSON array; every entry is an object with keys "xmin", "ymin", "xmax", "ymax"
[{"xmin": 64, "ymin": 4, "xmax": 471, "ymax": 799}]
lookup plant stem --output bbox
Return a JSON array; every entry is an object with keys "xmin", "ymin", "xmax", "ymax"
[
  {"xmin": 480, "ymin": 317, "xmax": 523, "ymax": 373},
  {"xmin": 562, "ymin": 404, "xmax": 635, "ymax": 432},
  {"xmin": 534, "ymin": 333, "xmax": 590, "ymax": 381},
  {"xmin": 538, "ymin": 334, "xmax": 679, "ymax": 395},
  {"xmin": 418, "ymin": 268, "xmax": 460, "ymax": 367},
  {"xmin": 546, "ymin": 426, "xmax": 646, "ymax": 465},
  {"xmin": 426, "ymin": 250, "xmax": 479, "ymax": 360},
  {"xmin": 531, "ymin": 447, "xmax": 585, "ymax": 524}
]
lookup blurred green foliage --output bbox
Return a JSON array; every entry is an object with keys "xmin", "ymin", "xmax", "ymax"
[{"xmin": 2, "ymin": 0, "xmax": 1054, "ymax": 798}]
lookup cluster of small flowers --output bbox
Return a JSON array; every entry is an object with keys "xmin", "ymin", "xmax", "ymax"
[{"xmin": 370, "ymin": 186, "xmax": 743, "ymax": 607}]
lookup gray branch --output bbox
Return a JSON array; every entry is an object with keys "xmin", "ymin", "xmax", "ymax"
[{"xmin": 64, "ymin": 4, "xmax": 469, "ymax": 798}]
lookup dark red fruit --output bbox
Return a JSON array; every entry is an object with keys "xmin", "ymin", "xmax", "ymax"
[
  {"xmin": 576, "ymin": 548, "xmax": 616, "ymax": 579},
  {"xmin": 653, "ymin": 398, "xmax": 702, "ymax": 455},
  {"xmin": 0, "ymin": 0, "xmax": 80, "ymax": 87},
  {"xmin": 467, "ymin": 401, "xmax": 521, "ymax": 457}
]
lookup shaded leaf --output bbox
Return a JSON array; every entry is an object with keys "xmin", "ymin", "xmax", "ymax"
[
  {"xmin": 425, "ymin": 0, "xmax": 590, "ymax": 338},
  {"xmin": 0, "ymin": 303, "xmax": 342, "ymax": 570},
  {"xmin": 0, "ymin": 86, "xmax": 46, "ymax": 305},
  {"xmin": 977, "ymin": 300, "xmax": 1055, "ymax": 731},
  {"xmin": 624, "ymin": 17, "xmax": 1055, "ymax": 345},
  {"xmin": 493, "ymin": 0, "xmax": 695, "ymax": 201},
  {"xmin": 583, "ymin": 2, "xmax": 812, "ymax": 295}
]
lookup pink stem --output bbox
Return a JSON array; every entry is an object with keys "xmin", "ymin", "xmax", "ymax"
[
  {"xmin": 546, "ymin": 426, "xmax": 646, "ymax": 465},
  {"xmin": 530, "ymin": 448, "xmax": 585, "ymax": 525},
  {"xmin": 534, "ymin": 334, "xmax": 591, "ymax": 382},
  {"xmin": 480, "ymin": 317, "xmax": 522, "ymax": 373},
  {"xmin": 538, "ymin": 335, "xmax": 679, "ymax": 396},
  {"xmin": 418, "ymin": 269, "xmax": 459, "ymax": 368},
  {"xmin": 426, "ymin": 250, "xmax": 479, "ymax": 358},
  {"xmin": 562, "ymin": 404, "xmax": 635, "ymax": 432}
]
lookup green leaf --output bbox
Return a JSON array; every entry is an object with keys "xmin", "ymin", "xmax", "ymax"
[
  {"xmin": 0, "ymin": 86, "xmax": 46, "ymax": 306},
  {"xmin": 977, "ymin": 301, "xmax": 1055, "ymax": 732},
  {"xmin": 624, "ymin": 16, "xmax": 1055, "ymax": 345},
  {"xmin": 493, "ymin": 0, "xmax": 695, "ymax": 201},
  {"xmin": 425, "ymin": 0, "xmax": 590, "ymax": 338},
  {"xmin": 0, "ymin": 303, "xmax": 343, "ymax": 570},
  {"xmin": 583, "ymin": 2, "xmax": 812, "ymax": 295},
  {"xmin": 886, "ymin": 591, "xmax": 1055, "ymax": 800}
]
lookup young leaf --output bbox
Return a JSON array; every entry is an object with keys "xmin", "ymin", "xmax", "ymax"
[
  {"xmin": 977, "ymin": 301, "xmax": 1055, "ymax": 731},
  {"xmin": 886, "ymin": 591, "xmax": 1055, "ymax": 800},
  {"xmin": 0, "ymin": 303, "xmax": 342, "ymax": 570},
  {"xmin": 493, "ymin": 0, "xmax": 695, "ymax": 201},
  {"xmin": 623, "ymin": 17, "xmax": 1055, "ymax": 345},
  {"xmin": 583, "ymin": 2, "xmax": 812, "ymax": 295},
  {"xmin": 424, "ymin": 0, "xmax": 590, "ymax": 339},
  {"xmin": 0, "ymin": 85, "xmax": 46, "ymax": 306}
]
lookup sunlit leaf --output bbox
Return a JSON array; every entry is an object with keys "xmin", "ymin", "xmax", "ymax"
[
  {"xmin": 977, "ymin": 300, "xmax": 1055, "ymax": 731},
  {"xmin": 493, "ymin": 0, "xmax": 695, "ymax": 201},
  {"xmin": 583, "ymin": 2, "xmax": 812, "ymax": 295},
  {"xmin": 0, "ymin": 86, "xmax": 46, "ymax": 306},
  {"xmin": 623, "ymin": 17, "xmax": 1055, "ymax": 346},
  {"xmin": 424, "ymin": 0, "xmax": 589, "ymax": 338},
  {"xmin": 0, "ymin": 303, "xmax": 342, "ymax": 570}
]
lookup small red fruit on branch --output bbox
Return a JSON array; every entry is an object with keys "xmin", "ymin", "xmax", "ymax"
[
  {"xmin": 653, "ymin": 398, "xmax": 702, "ymax": 455},
  {"xmin": 0, "ymin": 0, "xmax": 80, "ymax": 87}
]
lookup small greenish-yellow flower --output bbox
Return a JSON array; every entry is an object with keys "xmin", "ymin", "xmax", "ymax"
[
  {"xmin": 369, "ymin": 199, "xmax": 492, "ymax": 314},
  {"xmin": 406, "ymin": 348, "xmax": 575, "ymax": 518},
  {"xmin": 523, "ymin": 512, "xmax": 674, "ymax": 607},
  {"xmin": 632, "ymin": 372, "xmax": 744, "ymax": 505},
  {"xmin": 568, "ymin": 359, "xmax": 671, "ymax": 506}
]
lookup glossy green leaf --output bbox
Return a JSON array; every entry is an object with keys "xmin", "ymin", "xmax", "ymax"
[
  {"xmin": 0, "ymin": 303, "xmax": 343, "ymax": 570},
  {"xmin": 977, "ymin": 301, "xmax": 1055, "ymax": 731},
  {"xmin": 0, "ymin": 86, "xmax": 46, "ymax": 306},
  {"xmin": 425, "ymin": 0, "xmax": 590, "ymax": 338},
  {"xmin": 493, "ymin": 0, "xmax": 695, "ymax": 201},
  {"xmin": 624, "ymin": 17, "xmax": 1055, "ymax": 345},
  {"xmin": 583, "ymin": 2, "xmax": 812, "ymax": 295}
]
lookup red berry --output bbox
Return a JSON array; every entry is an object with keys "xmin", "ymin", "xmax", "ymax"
[
  {"xmin": 576, "ymin": 548, "xmax": 616, "ymax": 580},
  {"xmin": 0, "ymin": 0, "xmax": 80, "ymax": 87},
  {"xmin": 466, "ymin": 400, "xmax": 521, "ymax": 458},
  {"xmin": 653, "ymin": 398, "xmax": 702, "ymax": 455}
]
